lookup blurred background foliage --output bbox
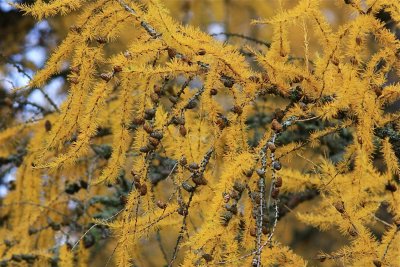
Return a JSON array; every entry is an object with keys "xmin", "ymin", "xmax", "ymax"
[{"xmin": 0, "ymin": 1, "xmax": 399, "ymax": 266}]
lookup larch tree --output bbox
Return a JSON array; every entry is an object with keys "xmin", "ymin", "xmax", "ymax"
[{"xmin": 0, "ymin": 0, "xmax": 400, "ymax": 266}]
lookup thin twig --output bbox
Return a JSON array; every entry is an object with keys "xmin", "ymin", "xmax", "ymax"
[
  {"xmin": 71, "ymin": 224, "xmax": 97, "ymax": 251},
  {"xmin": 116, "ymin": 0, "xmax": 161, "ymax": 38},
  {"xmin": 71, "ymin": 207, "xmax": 124, "ymax": 251},
  {"xmin": 254, "ymin": 149, "xmax": 266, "ymax": 267},
  {"xmin": 0, "ymin": 53, "xmax": 60, "ymax": 112},
  {"xmin": 16, "ymin": 99, "xmax": 49, "ymax": 114},
  {"xmin": 0, "ymin": 201, "xmax": 68, "ymax": 217},
  {"xmin": 382, "ymin": 227, "xmax": 399, "ymax": 261},
  {"xmin": 168, "ymin": 148, "xmax": 214, "ymax": 267},
  {"xmin": 372, "ymin": 214, "xmax": 393, "ymax": 228},
  {"xmin": 210, "ymin": 32, "xmax": 271, "ymax": 47},
  {"xmin": 168, "ymin": 190, "xmax": 195, "ymax": 267},
  {"xmin": 156, "ymin": 230, "xmax": 169, "ymax": 264}
]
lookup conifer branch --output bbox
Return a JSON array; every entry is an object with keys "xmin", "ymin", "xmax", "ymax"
[
  {"xmin": 168, "ymin": 188, "xmax": 196, "ymax": 267},
  {"xmin": 381, "ymin": 227, "xmax": 399, "ymax": 262},
  {"xmin": 116, "ymin": 0, "xmax": 161, "ymax": 38},
  {"xmin": 169, "ymin": 148, "xmax": 213, "ymax": 267},
  {"xmin": 254, "ymin": 149, "xmax": 266, "ymax": 267},
  {"xmin": 2, "ymin": 1, "xmax": 400, "ymax": 266}
]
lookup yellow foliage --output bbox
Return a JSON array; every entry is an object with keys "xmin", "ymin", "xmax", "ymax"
[{"xmin": 1, "ymin": 0, "xmax": 400, "ymax": 266}]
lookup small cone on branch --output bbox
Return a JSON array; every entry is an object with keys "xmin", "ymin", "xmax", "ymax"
[{"xmin": 271, "ymin": 119, "xmax": 283, "ymax": 132}]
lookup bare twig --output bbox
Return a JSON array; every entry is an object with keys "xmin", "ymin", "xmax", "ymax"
[
  {"xmin": 0, "ymin": 53, "xmax": 60, "ymax": 112},
  {"xmin": 71, "ymin": 208, "xmax": 124, "ymax": 251},
  {"xmin": 210, "ymin": 32, "xmax": 271, "ymax": 47},
  {"xmin": 156, "ymin": 230, "xmax": 169, "ymax": 264},
  {"xmin": 382, "ymin": 227, "xmax": 399, "ymax": 261}
]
